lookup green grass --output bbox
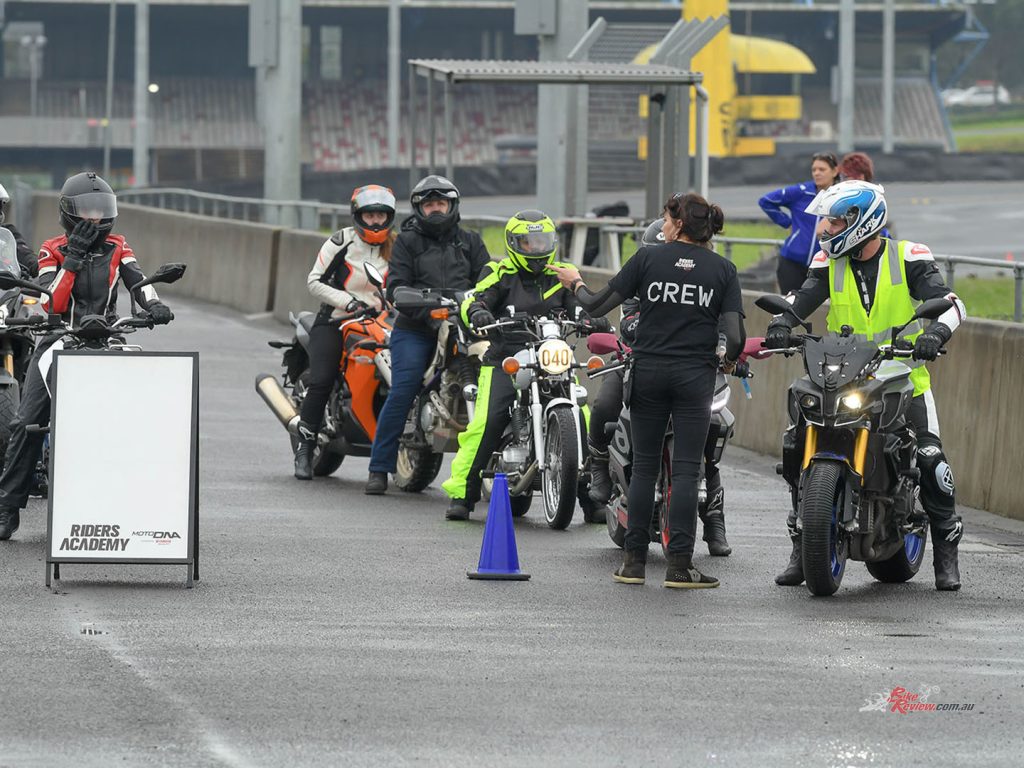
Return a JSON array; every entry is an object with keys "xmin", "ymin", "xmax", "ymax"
[
  {"xmin": 948, "ymin": 106, "xmax": 1024, "ymax": 152},
  {"xmin": 950, "ymin": 275, "xmax": 1020, "ymax": 322},
  {"xmin": 948, "ymin": 105, "xmax": 1024, "ymax": 129},
  {"xmin": 955, "ymin": 132, "xmax": 1024, "ymax": 153}
]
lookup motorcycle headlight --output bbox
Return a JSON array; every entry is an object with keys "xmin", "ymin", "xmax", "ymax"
[
  {"xmin": 711, "ymin": 386, "xmax": 731, "ymax": 413},
  {"xmin": 841, "ymin": 392, "xmax": 864, "ymax": 411},
  {"xmin": 800, "ymin": 394, "xmax": 819, "ymax": 410},
  {"xmin": 537, "ymin": 339, "xmax": 573, "ymax": 375}
]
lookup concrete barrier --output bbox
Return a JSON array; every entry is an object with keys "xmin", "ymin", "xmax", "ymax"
[
  {"xmin": 272, "ymin": 230, "xmax": 334, "ymax": 323},
  {"xmin": 31, "ymin": 193, "xmax": 280, "ymax": 316},
  {"xmin": 29, "ymin": 192, "xmax": 1021, "ymax": 521}
]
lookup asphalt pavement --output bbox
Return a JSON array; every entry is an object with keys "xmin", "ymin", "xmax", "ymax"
[{"xmin": 2, "ymin": 298, "xmax": 1023, "ymax": 767}]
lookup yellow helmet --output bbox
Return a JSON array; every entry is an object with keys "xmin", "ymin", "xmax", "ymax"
[{"xmin": 505, "ymin": 209, "xmax": 558, "ymax": 274}]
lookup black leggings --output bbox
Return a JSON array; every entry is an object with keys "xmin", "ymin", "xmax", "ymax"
[
  {"xmin": 299, "ymin": 319, "xmax": 345, "ymax": 430},
  {"xmin": 625, "ymin": 357, "xmax": 715, "ymax": 557}
]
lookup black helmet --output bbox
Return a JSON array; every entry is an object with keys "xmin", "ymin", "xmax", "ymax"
[
  {"xmin": 410, "ymin": 174, "xmax": 459, "ymax": 237},
  {"xmin": 641, "ymin": 218, "xmax": 666, "ymax": 247},
  {"xmin": 59, "ymin": 172, "xmax": 118, "ymax": 238},
  {"xmin": 0, "ymin": 183, "xmax": 9, "ymax": 226}
]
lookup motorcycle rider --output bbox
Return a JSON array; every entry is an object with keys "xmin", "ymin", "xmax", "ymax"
[
  {"xmin": 441, "ymin": 209, "xmax": 610, "ymax": 520},
  {"xmin": 587, "ymin": 218, "xmax": 739, "ymax": 557},
  {"xmin": 552, "ymin": 193, "xmax": 746, "ymax": 588},
  {"xmin": 0, "ymin": 182, "xmax": 39, "ymax": 277},
  {"xmin": 0, "ymin": 172, "xmax": 173, "ymax": 540},
  {"xmin": 364, "ymin": 175, "xmax": 490, "ymax": 495},
  {"xmin": 293, "ymin": 184, "xmax": 395, "ymax": 480},
  {"xmin": 764, "ymin": 180, "xmax": 967, "ymax": 591}
]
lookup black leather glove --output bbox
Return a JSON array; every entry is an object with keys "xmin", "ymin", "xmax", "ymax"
[
  {"xmin": 730, "ymin": 361, "xmax": 751, "ymax": 379},
  {"xmin": 345, "ymin": 299, "xmax": 368, "ymax": 312},
  {"xmin": 584, "ymin": 316, "xmax": 612, "ymax": 333},
  {"xmin": 469, "ymin": 308, "xmax": 495, "ymax": 329},
  {"xmin": 148, "ymin": 301, "xmax": 174, "ymax": 325},
  {"xmin": 912, "ymin": 330, "xmax": 943, "ymax": 361},
  {"xmin": 63, "ymin": 219, "xmax": 99, "ymax": 272},
  {"xmin": 764, "ymin": 323, "xmax": 793, "ymax": 350}
]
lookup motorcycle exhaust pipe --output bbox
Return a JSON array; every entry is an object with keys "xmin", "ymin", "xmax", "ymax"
[
  {"xmin": 255, "ymin": 373, "xmax": 300, "ymax": 436},
  {"xmin": 508, "ymin": 460, "xmax": 539, "ymax": 496},
  {"xmin": 374, "ymin": 349, "xmax": 392, "ymax": 387}
]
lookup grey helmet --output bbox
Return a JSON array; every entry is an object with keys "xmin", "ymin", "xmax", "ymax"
[
  {"xmin": 0, "ymin": 183, "xmax": 8, "ymax": 226},
  {"xmin": 410, "ymin": 174, "xmax": 460, "ymax": 237},
  {"xmin": 641, "ymin": 218, "xmax": 666, "ymax": 247}
]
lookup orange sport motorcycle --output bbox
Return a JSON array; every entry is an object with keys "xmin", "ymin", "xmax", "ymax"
[{"xmin": 256, "ymin": 271, "xmax": 394, "ymax": 476}]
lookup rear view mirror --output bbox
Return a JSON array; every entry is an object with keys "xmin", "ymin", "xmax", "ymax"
[
  {"xmin": 913, "ymin": 298, "xmax": 953, "ymax": 321},
  {"xmin": 364, "ymin": 262, "xmax": 384, "ymax": 288}
]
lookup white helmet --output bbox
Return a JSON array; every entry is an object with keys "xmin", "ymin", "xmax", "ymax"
[{"xmin": 807, "ymin": 179, "xmax": 888, "ymax": 258}]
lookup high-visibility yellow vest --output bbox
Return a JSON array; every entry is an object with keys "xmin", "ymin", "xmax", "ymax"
[{"xmin": 827, "ymin": 239, "xmax": 930, "ymax": 397}]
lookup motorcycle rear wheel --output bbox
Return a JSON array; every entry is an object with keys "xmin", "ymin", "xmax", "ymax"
[
  {"xmin": 801, "ymin": 461, "xmax": 849, "ymax": 596},
  {"xmin": 542, "ymin": 408, "xmax": 579, "ymax": 530},
  {"xmin": 290, "ymin": 371, "xmax": 345, "ymax": 476},
  {"xmin": 866, "ymin": 526, "xmax": 928, "ymax": 583},
  {"xmin": 395, "ymin": 442, "xmax": 443, "ymax": 493}
]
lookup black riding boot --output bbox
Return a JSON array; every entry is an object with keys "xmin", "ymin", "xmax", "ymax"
[
  {"xmin": 932, "ymin": 522, "xmax": 962, "ymax": 591},
  {"xmin": 293, "ymin": 421, "xmax": 317, "ymax": 481},
  {"xmin": 775, "ymin": 537, "xmax": 804, "ymax": 586},
  {"xmin": 588, "ymin": 439, "xmax": 613, "ymax": 504},
  {"xmin": 699, "ymin": 478, "xmax": 731, "ymax": 556}
]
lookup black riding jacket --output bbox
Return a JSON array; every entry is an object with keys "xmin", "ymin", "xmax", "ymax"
[{"xmin": 386, "ymin": 217, "xmax": 490, "ymax": 334}]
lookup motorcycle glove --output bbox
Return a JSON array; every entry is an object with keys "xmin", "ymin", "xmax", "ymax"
[
  {"xmin": 64, "ymin": 220, "xmax": 100, "ymax": 271},
  {"xmin": 584, "ymin": 316, "xmax": 612, "ymax": 333},
  {"xmin": 912, "ymin": 330, "xmax": 944, "ymax": 361},
  {"xmin": 764, "ymin": 322, "xmax": 793, "ymax": 350},
  {"xmin": 148, "ymin": 301, "xmax": 174, "ymax": 325},
  {"xmin": 730, "ymin": 360, "xmax": 751, "ymax": 379},
  {"xmin": 469, "ymin": 308, "xmax": 495, "ymax": 329}
]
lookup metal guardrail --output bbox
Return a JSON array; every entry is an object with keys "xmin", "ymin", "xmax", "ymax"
[{"xmin": 119, "ymin": 188, "xmax": 1024, "ymax": 322}]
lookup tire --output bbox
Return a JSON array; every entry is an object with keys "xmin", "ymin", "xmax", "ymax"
[
  {"xmin": 0, "ymin": 382, "xmax": 20, "ymax": 473},
  {"xmin": 289, "ymin": 370, "xmax": 345, "ymax": 477},
  {"xmin": 510, "ymin": 493, "xmax": 532, "ymax": 517},
  {"xmin": 542, "ymin": 408, "xmax": 579, "ymax": 530},
  {"xmin": 800, "ymin": 461, "xmax": 849, "ymax": 596},
  {"xmin": 607, "ymin": 505, "xmax": 626, "ymax": 548},
  {"xmin": 394, "ymin": 446, "xmax": 443, "ymax": 492},
  {"xmin": 657, "ymin": 443, "xmax": 672, "ymax": 557},
  {"xmin": 866, "ymin": 526, "xmax": 928, "ymax": 583}
]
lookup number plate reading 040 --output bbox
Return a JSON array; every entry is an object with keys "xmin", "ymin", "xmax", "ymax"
[{"xmin": 537, "ymin": 339, "xmax": 573, "ymax": 375}]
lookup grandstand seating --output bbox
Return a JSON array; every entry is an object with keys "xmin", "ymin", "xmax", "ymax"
[{"xmin": 9, "ymin": 73, "xmax": 950, "ymax": 170}]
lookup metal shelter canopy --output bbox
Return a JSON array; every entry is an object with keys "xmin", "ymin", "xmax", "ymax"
[{"xmin": 406, "ymin": 58, "xmax": 704, "ymax": 197}]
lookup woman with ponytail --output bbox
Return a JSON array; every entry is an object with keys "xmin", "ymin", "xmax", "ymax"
[{"xmin": 551, "ymin": 193, "xmax": 746, "ymax": 590}]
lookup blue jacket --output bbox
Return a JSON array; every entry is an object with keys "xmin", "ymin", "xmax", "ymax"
[{"xmin": 758, "ymin": 180, "xmax": 821, "ymax": 267}]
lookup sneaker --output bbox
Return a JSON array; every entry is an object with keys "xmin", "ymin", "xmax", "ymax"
[
  {"xmin": 613, "ymin": 549, "xmax": 646, "ymax": 585},
  {"xmin": 445, "ymin": 500, "xmax": 471, "ymax": 521},
  {"xmin": 364, "ymin": 471, "xmax": 388, "ymax": 495},
  {"xmin": 664, "ymin": 555, "xmax": 719, "ymax": 589},
  {"xmin": 0, "ymin": 506, "xmax": 20, "ymax": 541}
]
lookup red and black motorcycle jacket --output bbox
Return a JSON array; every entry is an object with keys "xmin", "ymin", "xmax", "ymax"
[{"xmin": 38, "ymin": 233, "xmax": 160, "ymax": 325}]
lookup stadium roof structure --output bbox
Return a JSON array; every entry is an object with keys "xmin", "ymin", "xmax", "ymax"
[{"xmin": 407, "ymin": 58, "xmax": 706, "ymax": 195}]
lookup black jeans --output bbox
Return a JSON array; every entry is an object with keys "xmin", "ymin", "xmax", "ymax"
[
  {"xmin": 298, "ymin": 318, "xmax": 345, "ymax": 430},
  {"xmin": 588, "ymin": 369, "xmax": 624, "ymax": 451},
  {"xmin": 625, "ymin": 356, "xmax": 716, "ymax": 557},
  {"xmin": 776, "ymin": 257, "xmax": 809, "ymax": 294}
]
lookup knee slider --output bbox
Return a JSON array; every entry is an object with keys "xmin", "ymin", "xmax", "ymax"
[{"xmin": 917, "ymin": 442, "xmax": 954, "ymax": 497}]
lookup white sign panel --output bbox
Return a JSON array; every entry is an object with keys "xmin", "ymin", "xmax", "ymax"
[{"xmin": 47, "ymin": 352, "xmax": 198, "ymax": 563}]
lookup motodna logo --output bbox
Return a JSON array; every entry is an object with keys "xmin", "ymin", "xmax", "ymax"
[
  {"xmin": 132, "ymin": 530, "xmax": 182, "ymax": 546},
  {"xmin": 860, "ymin": 684, "xmax": 976, "ymax": 714}
]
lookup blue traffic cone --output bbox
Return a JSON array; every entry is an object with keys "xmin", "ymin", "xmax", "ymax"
[{"xmin": 467, "ymin": 473, "xmax": 530, "ymax": 581}]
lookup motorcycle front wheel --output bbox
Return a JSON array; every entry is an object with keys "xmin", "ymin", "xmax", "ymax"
[
  {"xmin": 801, "ymin": 461, "xmax": 849, "ymax": 596},
  {"xmin": 542, "ymin": 408, "xmax": 579, "ymax": 530}
]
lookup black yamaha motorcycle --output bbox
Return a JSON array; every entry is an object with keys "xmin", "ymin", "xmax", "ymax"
[{"xmin": 757, "ymin": 294, "xmax": 953, "ymax": 597}]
